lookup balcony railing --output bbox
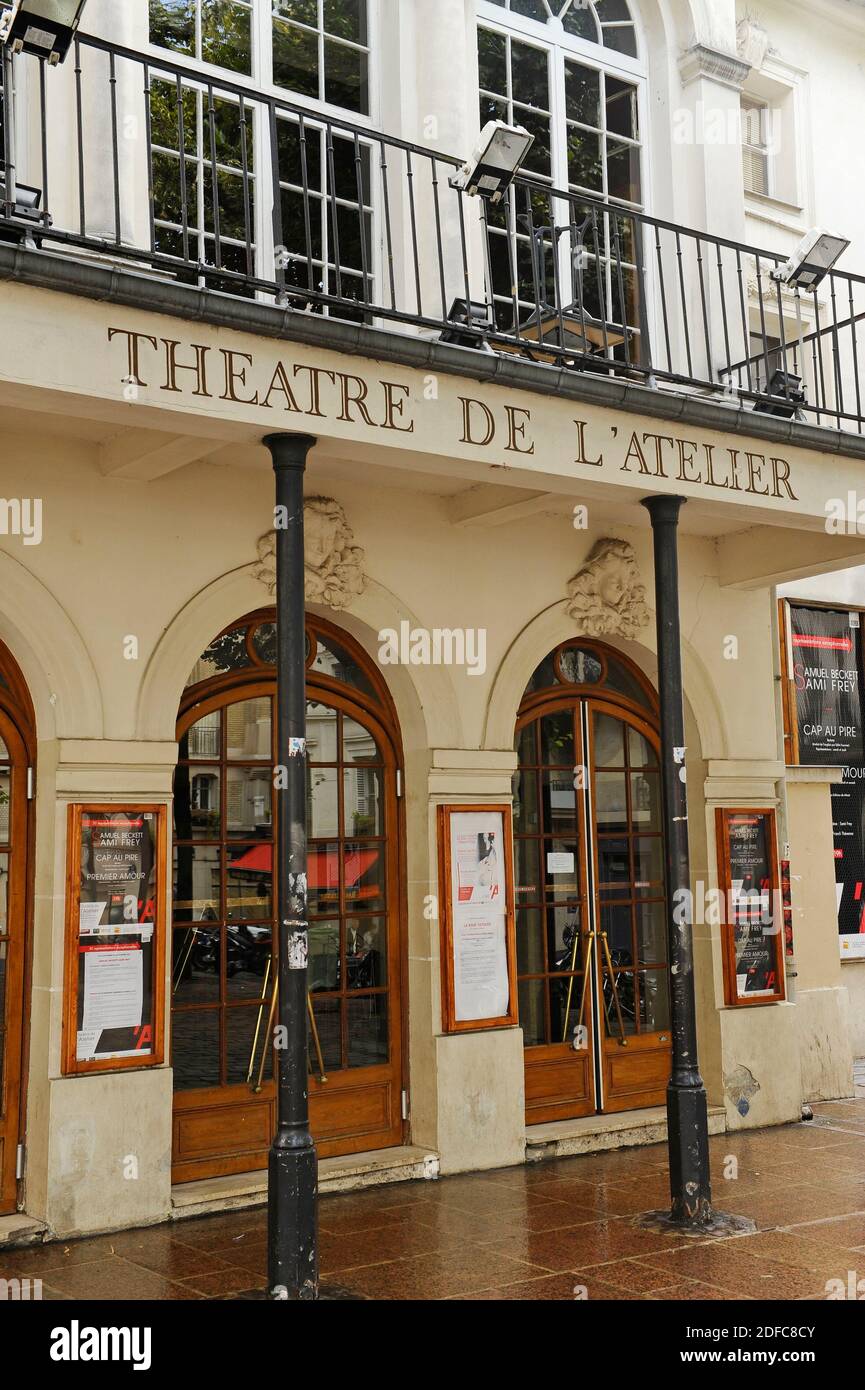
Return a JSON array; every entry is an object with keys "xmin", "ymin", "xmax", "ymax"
[{"xmin": 2, "ymin": 31, "xmax": 864, "ymax": 435}]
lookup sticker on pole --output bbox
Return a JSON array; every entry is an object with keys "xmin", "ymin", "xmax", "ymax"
[
  {"xmin": 288, "ymin": 738, "xmax": 307, "ymax": 757},
  {"xmin": 287, "ymin": 929, "xmax": 308, "ymax": 971}
]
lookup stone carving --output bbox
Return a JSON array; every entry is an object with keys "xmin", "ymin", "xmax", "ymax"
[
  {"xmin": 254, "ymin": 496, "xmax": 367, "ymax": 611},
  {"xmin": 566, "ymin": 538, "xmax": 650, "ymax": 640}
]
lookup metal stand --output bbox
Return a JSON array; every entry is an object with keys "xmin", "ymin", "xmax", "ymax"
[{"xmin": 264, "ymin": 432, "xmax": 319, "ymax": 1301}]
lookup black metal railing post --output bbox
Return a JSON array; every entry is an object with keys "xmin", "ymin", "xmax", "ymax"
[
  {"xmin": 264, "ymin": 431, "xmax": 318, "ymax": 1302},
  {"xmin": 642, "ymin": 494, "xmax": 711, "ymax": 1225}
]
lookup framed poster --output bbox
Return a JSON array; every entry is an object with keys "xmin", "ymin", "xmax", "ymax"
[
  {"xmin": 780, "ymin": 601, "xmax": 864, "ymax": 766},
  {"xmin": 716, "ymin": 808, "xmax": 785, "ymax": 1007},
  {"xmin": 437, "ymin": 804, "xmax": 517, "ymax": 1033},
  {"xmin": 62, "ymin": 804, "xmax": 167, "ymax": 1075},
  {"xmin": 831, "ymin": 774, "xmax": 865, "ymax": 960}
]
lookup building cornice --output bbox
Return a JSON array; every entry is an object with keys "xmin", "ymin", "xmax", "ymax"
[{"xmin": 2, "ymin": 242, "xmax": 865, "ymax": 465}]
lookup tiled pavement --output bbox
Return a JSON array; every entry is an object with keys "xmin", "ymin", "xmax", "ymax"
[{"xmin": 5, "ymin": 1094, "xmax": 865, "ymax": 1301}]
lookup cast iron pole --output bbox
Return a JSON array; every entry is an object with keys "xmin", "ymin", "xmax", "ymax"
[
  {"xmin": 265, "ymin": 432, "xmax": 318, "ymax": 1300},
  {"xmin": 642, "ymin": 495, "xmax": 712, "ymax": 1224}
]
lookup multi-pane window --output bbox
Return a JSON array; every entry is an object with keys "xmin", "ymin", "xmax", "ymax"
[
  {"xmin": 275, "ymin": 118, "xmax": 373, "ymax": 314},
  {"xmin": 149, "ymin": 78, "xmax": 255, "ymax": 280},
  {"xmin": 149, "ymin": 1, "xmax": 371, "ymax": 114},
  {"xmin": 741, "ymin": 96, "xmax": 770, "ymax": 196},
  {"xmin": 150, "ymin": 1, "xmax": 254, "ymax": 76},
  {"xmin": 479, "ymin": 2, "xmax": 644, "ymax": 349},
  {"xmin": 484, "ymin": 0, "xmax": 638, "ymax": 59},
  {"xmin": 272, "ymin": 1, "xmax": 370, "ymax": 115}
]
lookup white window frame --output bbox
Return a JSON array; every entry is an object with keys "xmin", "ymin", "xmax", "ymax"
[
  {"xmin": 477, "ymin": 0, "xmax": 650, "ymax": 346},
  {"xmin": 145, "ymin": 0, "xmax": 381, "ymax": 307}
]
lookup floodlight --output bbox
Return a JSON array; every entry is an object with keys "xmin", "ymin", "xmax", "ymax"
[
  {"xmin": 451, "ymin": 120, "xmax": 534, "ymax": 204},
  {"xmin": 770, "ymin": 227, "xmax": 850, "ymax": 291},
  {"xmin": 0, "ymin": 1, "xmax": 89, "ymax": 65}
]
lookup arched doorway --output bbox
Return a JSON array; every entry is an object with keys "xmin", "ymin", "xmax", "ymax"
[
  {"xmin": 514, "ymin": 640, "xmax": 671, "ymax": 1124},
  {"xmin": 0, "ymin": 640, "xmax": 35, "ymax": 1214},
  {"xmin": 171, "ymin": 610, "xmax": 405, "ymax": 1184}
]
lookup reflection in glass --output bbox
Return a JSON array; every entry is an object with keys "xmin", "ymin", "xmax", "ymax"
[
  {"xmin": 348, "ymin": 996, "xmax": 387, "ymax": 1067},
  {"xmin": 517, "ymin": 907, "xmax": 545, "ymax": 976},
  {"xmin": 514, "ymin": 837, "xmax": 540, "ymax": 901},
  {"xmin": 630, "ymin": 770, "xmax": 660, "ymax": 827},
  {"xmin": 594, "ymin": 771, "xmax": 627, "ymax": 828},
  {"xmin": 640, "ymin": 968, "xmax": 670, "ymax": 1032},
  {"xmin": 541, "ymin": 710, "xmax": 575, "ymax": 767},
  {"xmin": 637, "ymin": 901, "xmax": 666, "ymax": 965},
  {"xmin": 345, "ymin": 842, "xmax": 385, "ymax": 912},
  {"xmin": 226, "ymin": 698, "xmax": 271, "ymax": 760},
  {"xmin": 226, "ymin": 766, "xmax": 272, "ymax": 836},
  {"xmin": 225, "ymin": 847, "xmax": 272, "ymax": 921},
  {"xmin": 309, "ymin": 996, "xmax": 341, "ymax": 1070},
  {"xmin": 173, "ymin": 845, "xmax": 221, "ymax": 921},
  {"xmin": 308, "ymin": 767, "xmax": 339, "ymax": 838},
  {"xmin": 308, "ymin": 842, "xmax": 340, "ymax": 916},
  {"xmin": 171, "ymin": 1008, "xmax": 219, "ymax": 1091},
  {"xmin": 594, "ymin": 713, "xmax": 625, "ymax": 767},
  {"xmin": 307, "ymin": 701, "xmax": 338, "ymax": 761},
  {"xmin": 0, "ymin": 770, "xmax": 9, "ymax": 842},
  {"xmin": 513, "ymin": 770, "xmax": 539, "ymax": 834},
  {"xmin": 173, "ymin": 926, "xmax": 220, "ymax": 1003},
  {"xmin": 519, "ymin": 976, "xmax": 546, "ymax": 1047},
  {"xmin": 343, "ymin": 765, "xmax": 382, "ymax": 837},
  {"xmin": 542, "ymin": 839, "xmax": 580, "ymax": 900},
  {"xmin": 309, "ymin": 921, "xmax": 340, "ymax": 992},
  {"xmin": 346, "ymin": 916, "xmax": 386, "ymax": 989},
  {"xmin": 634, "ymin": 836, "xmax": 663, "ymax": 892},
  {"xmin": 542, "ymin": 769, "xmax": 576, "ymax": 833},
  {"xmin": 226, "ymin": 1005, "xmax": 270, "ymax": 1085},
  {"xmin": 0, "ymin": 852, "xmax": 7, "ymax": 930}
]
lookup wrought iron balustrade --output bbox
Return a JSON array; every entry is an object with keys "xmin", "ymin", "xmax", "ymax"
[{"xmin": 1, "ymin": 30, "xmax": 864, "ymax": 434}]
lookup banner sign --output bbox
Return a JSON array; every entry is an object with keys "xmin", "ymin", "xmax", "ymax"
[
  {"xmin": 63, "ymin": 805, "xmax": 167, "ymax": 1074},
  {"xmin": 788, "ymin": 605, "xmax": 864, "ymax": 765},
  {"xmin": 437, "ymin": 804, "xmax": 517, "ymax": 1032}
]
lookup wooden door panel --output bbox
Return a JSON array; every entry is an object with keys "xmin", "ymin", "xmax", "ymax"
[
  {"xmin": 525, "ymin": 1044, "xmax": 594, "ymax": 1124},
  {"xmin": 0, "ymin": 723, "xmax": 30, "ymax": 1215},
  {"xmin": 602, "ymin": 1033, "xmax": 671, "ymax": 1113}
]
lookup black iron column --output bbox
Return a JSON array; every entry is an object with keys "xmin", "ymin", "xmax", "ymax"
[
  {"xmin": 265, "ymin": 432, "xmax": 318, "ymax": 1300},
  {"xmin": 642, "ymin": 495, "xmax": 711, "ymax": 1225}
]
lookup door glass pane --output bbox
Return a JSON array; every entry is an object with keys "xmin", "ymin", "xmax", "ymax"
[
  {"xmin": 226, "ymin": 926, "xmax": 272, "ymax": 998},
  {"xmin": 515, "ymin": 837, "xmax": 540, "ymax": 901},
  {"xmin": 309, "ymin": 996, "xmax": 342, "ymax": 1071},
  {"xmin": 517, "ymin": 907, "xmax": 545, "ymax": 976},
  {"xmin": 308, "ymin": 842, "xmax": 340, "ymax": 915},
  {"xmin": 0, "ymin": 852, "xmax": 7, "ymax": 930},
  {"xmin": 177, "ymin": 766, "xmax": 221, "ymax": 839},
  {"xmin": 594, "ymin": 771, "xmax": 627, "ymax": 828},
  {"xmin": 181, "ymin": 711, "xmax": 220, "ymax": 761},
  {"xmin": 516, "ymin": 722, "xmax": 537, "ymax": 767},
  {"xmin": 173, "ymin": 845, "xmax": 221, "ymax": 920},
  {"xmin": 549, "ymin": 907, "xmax": 582, "ymax": 968},
  {"xmin": 594, "ymin": 713, "xmax": 625, "ymax": 766},
  {"xmin": 346, "ymin": 916, "xmax": 386, "ymax": 988},
  {"xmin": 550, "ymin": 975, "xmax": 584, "ymax": 1048},
  {"xmin": 597, "ymin": 836, "xmax": 630, "ymax": 895},
  {"xmin": 307, "ymin": 702, "xmax": 338, "ymax": 761},
  {"xmin": 173, "ymin": 926, "xmax": 220, "ymax": 1003},
  {"xmin": 309, "ymin": 920, "xmax": 340, "ymax": 991},
  {"xmin": 518, "ymin": 976, "xmax": 546, "ymax": 1047},
  {"xmin": 226, "ymin": 849, "xmax": 272, "ymax": 920},
  {"xmin": 225, "ymin": 698, "xmax": 271, "ymax": 759},
  {"xmin": 348, "ymin": 996, "xmax": 387, "ymax": 1067},
  {"xmin": 629, "ymin": 728, "xmax": 657, "ymax": 769},
  {"xmin": 542, "ymin": 769, "xmax": 576, "ymax": 832},
  {"xmin": 637, "ymin": 901, "xmax": 666, "ymax": 965},
  {"xmin": 309, "ymin": 767, "xmax": 339, "ymax": 837},
  {"xmin": 172, "ymin": 1009, "xmax": 220, "ymax": 1090},
  {"xmin": 603, "ymin": 968, "xmax": 637, "ymax": 1035},
  {"xmin": 345, "ymin": 842, "xmax": 385, "ymax": 912},
  {"xmin": 226, "ymin": 767, "xmax": 272, "ymax": 836},
  {"xmin": 343, "ymin": 765, "xmax": 383, "ymax": 836},
  {"xmin": 226, "ymin": 1006, "xmax": 267, "ymax": 1085},
  {"xmin": 634, "ymin": 836, "xmax": 663, "ymax": 892},
  {"xmin": 630, "ymin": 770, "xmax": 660, "ymax": 828},
  {"xmin": 640, "ymin": 968, "xmax": 670, "ymax": 1032},
  {"xmin": 540, "ymin": 710, "xmax": 575, "ymax": 766},
  {"xmin": 601, "ymin": 903, "xmax": 632, "ymax": 958},
  {"xmin": 0, "ymin": 770, "xmax": 9, "ymax": 841},
  {"xmin": 513, "ymin": 770, "xmax": 539, "ymax": 833},
  {"xmin": 0, "ymin": 939, "xmax": 6, "ymax": 1024},
  {"xmin": 543, "ymin": 839, "xmax": 580, "ymax": 899}
]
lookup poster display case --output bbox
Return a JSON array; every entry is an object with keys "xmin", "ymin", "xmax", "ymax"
[
  {"xmin": 716, "ymin": 807, "xmax": 785, "ymax": 1007},
  {"xmin": 436, "ymin": 804, "xmax": 517, "ymax": 1032},
  {"xmin": 62, "ymin": 804, "xmax": 167, "ymax": 1075}
]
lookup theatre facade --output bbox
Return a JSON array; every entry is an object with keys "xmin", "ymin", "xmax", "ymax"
[{"xmin": 0, "ymin": 0, "xmax": 864, "ymax": 1240}]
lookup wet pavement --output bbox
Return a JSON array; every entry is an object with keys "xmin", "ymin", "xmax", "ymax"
[{"xmin": 4, "ymin": 1093, "xmax": 865, "ymax": 1301}]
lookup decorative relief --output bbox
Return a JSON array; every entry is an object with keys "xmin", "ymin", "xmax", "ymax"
[
  {"xmin": 566, "ymin": 538, "xmax": 650, "ymax": 641},
  {"xmin": 254, "ymin": 496, "xmax": 367, "ymax": 611}
]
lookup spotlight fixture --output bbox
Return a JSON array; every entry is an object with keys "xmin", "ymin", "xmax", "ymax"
[
  {"xmin": 440, "ymin": 298, "xmax": 494, "ymax": 350},
  {"xmin": 0, "ymin": 1, "xmax": 89, "ymax": 66},
  {"xmin": 753, "ymin": 368, "xmax": 806, "ymax": 419},
  {"xmin": 770, "ymin": 227, "xmax": 850, "ymax": 292},
  {"xmin": 451, "ymin": 120, "xmax": 535, "ymax": 204}
]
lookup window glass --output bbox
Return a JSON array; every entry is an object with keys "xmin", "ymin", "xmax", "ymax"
[
  {"xmin": 150, "ymin": 1, "xmax": 253, "ymax": 76},
  {"xmin": 273, "ymin": 0, "xmax": 370, "ymax": 114}
]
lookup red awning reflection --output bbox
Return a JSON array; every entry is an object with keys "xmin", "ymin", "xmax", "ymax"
[{"xmin": 228, "ymin": 844, "xmax": 380, "ymax": 899}]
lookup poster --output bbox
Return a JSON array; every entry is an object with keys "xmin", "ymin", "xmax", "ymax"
[
  {"xmin": 446, "ymin": 810, "xmax": 513, "ymax": 1025},
  {"xmin": 789, "ymin": 605, "xmax": 864, "ymax": 765},
  {"xmin": 68, "ymin": 808, "xmax": 163, "ymax": 1068},
  {"xmin": 725, "ymin": 813, "xmax": 780, "ymax": 1001},
  {"xmin": 831, "ymin": 775, "xmax": 865, "ymax": 960}
]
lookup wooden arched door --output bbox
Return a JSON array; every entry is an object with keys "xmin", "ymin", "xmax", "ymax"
[
  {"xmin": 514, "ymin": 642, "xmax": 672, "ymax": 1124},
  {"xmin": 171, "ymin": 613, "xmax": 405, "ymax": 1184},
  {"xmin": 0, "ymin": 644, "xmax": 35, "ymax": 1215}
]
